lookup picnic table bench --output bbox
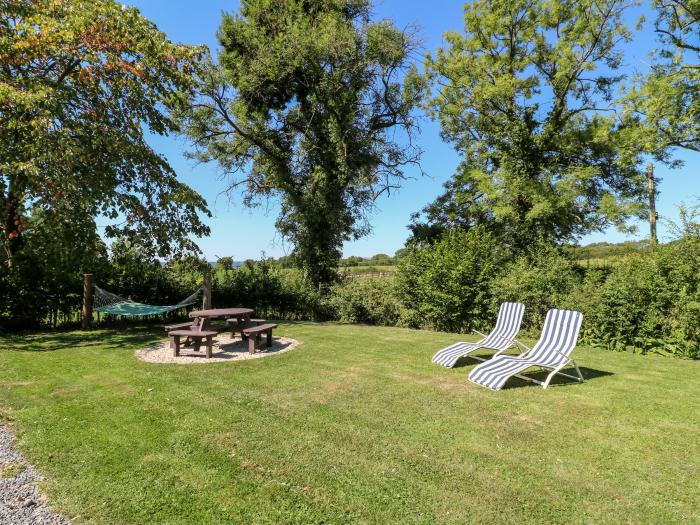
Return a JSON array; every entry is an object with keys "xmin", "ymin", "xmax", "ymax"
[
  {"xmin": 164, "ymin": 320, "xmax": 201, "ymax": 347},
  {"xmin": 169, "ymin": 329, "xmax": 217, "ymax": 358},
  {"xmin": 226, "ymin": 317, "xmax": 266, "ymax": 338},
  {"xmin": 242, "ymin": 323, "xmax": 278, "ymax": 354}
]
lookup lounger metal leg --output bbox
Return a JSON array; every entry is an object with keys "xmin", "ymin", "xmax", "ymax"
[
  {"xmin": 513, "ymin": 373, "xmax": 543, "ymax": 386},
  {"xmin": 543, "ymin": 364, "xmax": 564, "ymax": 388},
  {"xmin": 556, "ymin": 371, "xmax": 585, "ymax": 382},
  {"xmin": 543, "ymin": 361, "xmax": 584, "ymax": 388}
]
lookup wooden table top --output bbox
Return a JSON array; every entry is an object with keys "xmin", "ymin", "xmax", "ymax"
[{"xmin": 189, "ymin": 308, "xmax": 254, "ymax": 318}]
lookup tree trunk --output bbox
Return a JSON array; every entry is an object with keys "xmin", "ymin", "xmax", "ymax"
[
  {"xmin": 647, "ymin": 162, "xmax": 657, "ymax": 245},
  {"xmin": 82, "ymin": 273, "xmax": 93, "ymax": 330},
  {"xmin": 203, "ymin": 270, "xmax": 212, "ymax": 309},
  {"xmin": 1, "ymin": 174, "xmax": 27, "ymax": 265}
]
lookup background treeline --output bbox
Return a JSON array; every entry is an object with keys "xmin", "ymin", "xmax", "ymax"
[
  {"xmin": 2, "ymin": 218, "xmax": 698, "ymax": 359},
  {"xmin": 2, "ymin": 0, "xmax": 700, "ymax": 361}
]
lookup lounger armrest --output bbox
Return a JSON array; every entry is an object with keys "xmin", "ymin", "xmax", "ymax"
[
  {"xmin": 514, "ymin": 341, "xmax": 535, "ymax": 358},
  {"xmin": 550, "ymin": 349, "xmax": 574, "ymax": 363},
  {"xmin": 475, "ymin": 330, "xmax": 519, "ymax": 349}
]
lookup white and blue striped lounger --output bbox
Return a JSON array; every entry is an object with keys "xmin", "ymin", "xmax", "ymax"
[
  {"xmin": 432, "ymin": 302, "xmax": 525, "ymax": 368},
  {"xmin": 468, "ymin": 309, "xmax": 584, "ymax": 390}
]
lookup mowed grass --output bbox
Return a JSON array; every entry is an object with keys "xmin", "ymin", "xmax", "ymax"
[{"xmin": 0, "ymin": 323, "xmax": 698, "ymax": 524}]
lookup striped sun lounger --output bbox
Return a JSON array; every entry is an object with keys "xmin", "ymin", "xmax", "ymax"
[
  {"xmin": 468, "ymin": 309, "xmax": 584, "ymax": 390},
  {"xmin": 432, "ymin": 302, "xmax": 525, "ymax": 368}
]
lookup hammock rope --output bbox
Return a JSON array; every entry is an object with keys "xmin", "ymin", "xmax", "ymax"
[{"xmin": 93, "ymin": 285, "xmax": 202, "ymax": 317}]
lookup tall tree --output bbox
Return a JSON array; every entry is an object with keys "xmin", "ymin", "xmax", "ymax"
[
  {"xmin": 0, "ymin": 0, "xmax": 210, "ymax": 265},
  {"xmin": 180, "ymin": 0, "xmax": 422, "ymax": 286},
  {"xmin": 623, "ymin": 1, "xmax": 700, "ymax": 159},
  {"xmin": 416, "ymin": 0, "xmax": 646, "ymax": 249}
]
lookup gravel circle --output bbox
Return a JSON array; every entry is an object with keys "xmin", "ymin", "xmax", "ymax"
[
  {"xmin": 0, "ymin": 426, "xmax": 72, "ymax": 525},
  {"xmin": 135, "ymin": 332, "xmax": 300, "ymax": 364}
]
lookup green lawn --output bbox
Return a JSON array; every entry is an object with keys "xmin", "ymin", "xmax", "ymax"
[{"xmin": 0, "ymin": 323, "xmax": 698, "ymax": 524}]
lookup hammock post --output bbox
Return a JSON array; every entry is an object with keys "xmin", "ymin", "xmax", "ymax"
[
  {"xmin": 82, "ymin": 273, "xmax": 93, "ymax": 330},
  {"xmin": 203, "ymin": 269, "xmax": 212, "ymax": 310}
]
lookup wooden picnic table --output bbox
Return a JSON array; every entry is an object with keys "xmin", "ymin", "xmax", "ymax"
[{"xmin": 189, "ymin": 307, "xmax": 254, "ymax": 334}]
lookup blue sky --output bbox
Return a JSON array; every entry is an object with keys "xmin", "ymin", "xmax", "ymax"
[{"xmin": 124, "ymin": 0, "xmax": 699, "ymax": 260}]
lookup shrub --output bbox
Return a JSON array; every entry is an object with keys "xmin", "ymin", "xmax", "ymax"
[
  {"xmin": 395, "ymin": 227, "xmax": 506, "ymax": 332},
  {"xmin": 326, "ymin": 278, "xmax": 403, "ymax": 325},
  {"xmin": 488, "ymin": 245, "xmax": 582, "ymax": 329},
  {"xmin": 581, "ymin": 237, "xmax": 700, "ymax": 358},
  {"xmin": 212, "ymin": 262, "xmax": 327, "ymax": 321}
]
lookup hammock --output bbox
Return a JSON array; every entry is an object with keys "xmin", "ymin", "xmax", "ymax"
[{"xmin": 93, "ymin": 285, "xmax": 202, "ymax": 317}]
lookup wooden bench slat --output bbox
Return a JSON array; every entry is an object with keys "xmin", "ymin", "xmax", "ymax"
[
  {"xmin": 168, "ymin": 329, "xmax": 217, "ymax": 336},
  {"xmin": 169, "ymin": 330, "xmax": 217, "ymax": 358},
  {"xmin": 242, "ymin": 323, "xmax": 277, "ymax": 354},
  {"xmin": 242, "ymin": 323, "xmax": 278, "ymax": 335}
]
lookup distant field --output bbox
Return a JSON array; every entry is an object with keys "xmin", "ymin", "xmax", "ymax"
[
  {"xmin": 573, "ymin": 256, "xmax": 625, "ymax": 268},
  {"xmin": 340, "ymin": 265, "xmax": 397, "ymax": 275}
]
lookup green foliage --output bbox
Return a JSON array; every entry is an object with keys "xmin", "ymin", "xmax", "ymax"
[
  {"xmin": 326, "ymin": 278, "xmax": 403, "ymax": 325},
  {"xmin": 0, "ymin": 0, "xmax": 210, "ymax": 262},
  {"xmin": 0, "ymin": 0, "xmax": 211, "ymax": 330},
  {"xmin": 0, "ymin": 208, "xmax": 109, "ymax": 329},
  {"xmin": 488, "ymin": 246, "xmax": 581, "ymax": 329},
  {"xmin": 105, "ymin": 239, "xmax": 186, "ymax": 307},
  {"xmin": 339, "ymin": 253, "xmax": 398, "ymax": 269},
  {"xmin": 215, "ymin": 257, "xmax": 235, "ymax": 273},
  {"xmin": 408, "ymin": 173, "xmax": 493, "ymax": 244},
  {"xmin": 418, "ymin": 0, "xmax": 646, "ymax": 249},
  {"xmin": 622, "ymin": 1, "xmax": 700, "ymax": 159},
  {"xmin": 396, "ymin": 227, "xmax": 505, "ymax": 332},
  {"xmin": 341, "ymin": 256, "xmax": 366, "ymax": 267},
  {"xmin": 581, "ymin": 237, "xmax": 700, "ymax": 358},
  {"xmin": 180, "ymin": 0, "xmax": 423, "ymax": 285},
  {"xmin": 211, "ymin": 261, "xmax": 327, "ymax": 321}
]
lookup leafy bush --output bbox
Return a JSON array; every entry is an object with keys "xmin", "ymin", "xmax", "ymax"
[
  {"xmin": 212, "ymin": 262, "xmax": 327, "ymax": 321},
  {"xmin": 488, "ymin": 245, "xmax": 582, "ymax": 329},
  {"xmin": 581, "ymin": 237, "xmax": 700, "ymax": 358},
  {"xmin": 0, "ymin": 210, "xmax": 110, "ymax": 330},
  {"xmin": 2, "ymin": 215, "xmax": 698, "ymax": 361},
  {"xmin": 326, "ymin": 278, "xmax": 403, "ymax": 325},
  {"xmin": 395, "ymin": 227, "xmax": 505, "ymax": 332}
]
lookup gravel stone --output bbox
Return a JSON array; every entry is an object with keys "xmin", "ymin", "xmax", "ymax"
[
  {"xmin": 0, "ymin": 426, "xmax": 72, "ymax": 525},
  {"xmin": 135, "ymin": 333, "xmax": 300, "ymax": 364}
]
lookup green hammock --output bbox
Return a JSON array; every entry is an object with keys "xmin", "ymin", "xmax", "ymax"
[{"xmin": 94, "ymin": 285, "xmax": 202, "ymax": 317}]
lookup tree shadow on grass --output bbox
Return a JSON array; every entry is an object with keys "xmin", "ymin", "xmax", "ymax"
[{"xmin": 0, "ymin": 327, "xmax": 162, "ymax": 353}]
